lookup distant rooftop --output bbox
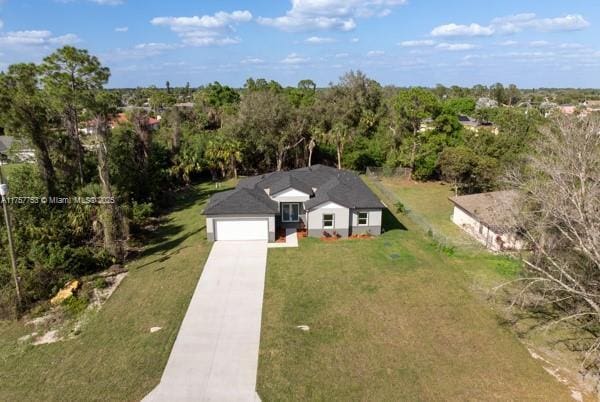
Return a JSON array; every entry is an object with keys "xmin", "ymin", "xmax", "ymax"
[{"xmin": 449, "ymin": 190, "xmax": 520, "ymax": 233}]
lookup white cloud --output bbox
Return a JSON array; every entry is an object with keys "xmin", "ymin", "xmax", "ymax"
[
  {"xmin": 335, "ymin": 52, "xmax": 349, "ymax": 58},
  {"xmin": 257, "ymin": 0, "xmax": 406, "ymax": 31},
  {"xmin": 0, "ymin": 19, "xmax": 3, "ymax": 29},
  {"xmin": 534, "ymin": 14, "xmax": 590, "ymax": 31},
  {"xmin": 436, "ymin": 42, "xmax": 477, "ymax": 51},
  {"xmin": 133, "ymin": 42, "xmax": 177, "ymax": 52},
  {"xmin": 529, "ymin": 40, "xmax": 549, "ymax": 47},
  {"xmin": 101, "ymin": 43, "xmax": 179, "ymax": 63},
  {"xmin": 115, "ymin": 26, "xmax": 129, "ymax": 32},
  {"xmin": 431, "ymin": 23, "xmax": 493, "ymax": 37},
  {"xmin": 90, "ymin": 0, "xmax": 124, "ymax": 4},
  {"xmin": 400, "ymin": 39, "xmax": 435, "ymax": 47},
  {"xmin": 304, "ymin": 36, "xmax": 336, "ymax": 44},
  {"xmin": 281, "ymin": 52, "xmax": 309, "ymax": 64},
  {"xmin": 559, "ymin": 43, "xmax": 584, "ymax": 49},
  {"xmin": 498, "ymin": 40, "xmax": 518, "ymax": 46},
  {"xmin": 0, "ymin": 30, "xmax": 80, "ymax": 47},
  {"xmin": 182, "ymin": 36, "xmax": 240, "ymax": 46},
  {"xmin": 151, "ymin": 11, "xmax": 252, "ymax": 31},
  {"xmin": 492, "ymin": 13, "xmax": 590, "ymax": 34},
  {"xmin": 48, "ymin": 33, "xmax": 81, "ymax": 45},
  {"xmin": 367, "ymin": 50, "xmax": 385, "ymax": 57},
  {"xmin": 350, "ymin": 37, "xmax": 359, "ymax": 43},
  {"xmin": 151, "ymin": 10, "xmax": 252, "ymax": 46},
  {"xmin": 431, "ymin": 13, "xmax": 590, "ymax": 38},
  {"xmin": 241, "ymin": 57, "xmax": 265, "ymax": 64}
]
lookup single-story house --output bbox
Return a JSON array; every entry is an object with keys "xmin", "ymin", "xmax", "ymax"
[
  {"xmin": 458, "ymin": 115, "xmax": 499, "ymax": 135},
  {"xmin": 203, "ymin": 164, "xmax": 385, "ymax": 242},
  {"xmin": 449, "ymin": 190, "xmax": 525, "ymax": 252}
]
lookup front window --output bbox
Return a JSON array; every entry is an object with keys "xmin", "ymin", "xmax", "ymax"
[
  {"xmin": 282, "ymin": 203, "xmax": 300, "ymax": 222},
  {"xmin": 323, "ymin": 214, "xmax": 334, "ymax": 229},
  {"xmin": 358, "ymin": 212, "xmax": 368, "ymax": 226}
]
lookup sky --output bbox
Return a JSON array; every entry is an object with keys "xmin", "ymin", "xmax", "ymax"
[{"xmin": 0, "ymin": 0, "xmax": 599, "ymax": 88}]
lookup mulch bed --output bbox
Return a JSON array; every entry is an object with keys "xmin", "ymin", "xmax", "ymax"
[
  {"xmin": 275, "ymin": 228, "xmax": 287, "ymax": 243},
  {"xmin": 320, "ymin": 233, "xmax": 374, "ymax": 242},
  {"xmin": 349, "ymin": 234, "xmax": 374, "ymax": 240}
]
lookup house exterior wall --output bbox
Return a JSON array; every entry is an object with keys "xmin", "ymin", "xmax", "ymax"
[
  {"xmin": 206, "ymin": 215, "xmax": 275, "ymax": 242},
  {"xmin": 306, "ymin": 202, "xmax": 350, "ymax": 237},
  {"xmin": 351, "ymin": 209, "xmax": 383, "ymax": 235},
  {"xmin": 451, "ymin": 206, "xmax": 524, "ymax": 251}
]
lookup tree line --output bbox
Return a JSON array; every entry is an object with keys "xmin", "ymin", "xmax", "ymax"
[{"xmin": 0, "ymin": 45, "xmax": 547, "ymax": 316}]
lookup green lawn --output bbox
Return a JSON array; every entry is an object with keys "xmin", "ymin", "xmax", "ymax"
[
  {"xmin": 0, "ymin": 177, "xmax": 573, "ymax": 401},
  {"xmin": 0, "ymin": 181, "xmax": 231, "ymax": 401},
  {"xmin": 257, "ymin": 180, "xmax": 571, "ymax": 401},
  {"xmin": 378, "ymin": 178, "xmax": 518, "ymax": 289},
  {"xmin": 381, "ymin": 178, "xmax": 482, "ymax": 249}
]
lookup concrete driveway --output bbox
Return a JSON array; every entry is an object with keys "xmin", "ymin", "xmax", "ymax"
[{"xmin": 144, "ymin": 241, "xmax": 268, "ymax": 402}]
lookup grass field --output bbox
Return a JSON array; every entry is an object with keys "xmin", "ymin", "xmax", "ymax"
[
  {"xmin": 380, "ymin": 178, "xmax": 483, "ymax": 248},
  {"xmin": 378, "ymin": 178, "xmax": 520, "ymax": 288},
  {"xmin": 0, "ymin": 177, "xmax": 573, "ymax": 401},
  {"xmin": 257, "ymin": 179, "xmax": 571, "ymax": 401},
  {"xmin": 0, "ymin": 181, "xmax": 231, "ymax": 401},
  {"xmin": 258, "ymin": 231, "xmax": 570, "ymax": 400}
]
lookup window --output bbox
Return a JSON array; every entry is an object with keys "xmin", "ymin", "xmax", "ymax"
[
  {"xmin": 282, "ymin": 203, "xmax": 300, "ymax": 222},
  {"xmin": 323, "ymin": 214, "xmax": 334, "ymax": 229},
  {"xmin": 358, "ymin": 212, "xmax": 368, "ymax": 226}
]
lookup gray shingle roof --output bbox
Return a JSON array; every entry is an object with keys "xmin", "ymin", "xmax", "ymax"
[
  {"xmin": 449, "ymin": 190, "xmax": 519, "ymax": 233},
  {"xmin": 269, "ymin": 175, "xmax": 314, "ymax": 196},
  {"xmin": 204, "ymin": 164, "xmax": 384, "ymax": 215},
  {"xmin": 204, "ymin": 187, "xmax": 279, "ymax": 215}
]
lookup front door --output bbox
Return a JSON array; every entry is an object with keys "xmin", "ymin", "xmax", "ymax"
[{"xmin": 281, "ymin": 203, "xmax": 300, "ymax": 223}]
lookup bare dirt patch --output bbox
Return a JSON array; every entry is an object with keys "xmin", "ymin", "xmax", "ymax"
[{"xmin": 20, "ymin": 268, "xmax": 128, "ymax": 347}]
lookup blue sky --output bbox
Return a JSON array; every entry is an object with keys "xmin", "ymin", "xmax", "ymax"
[{"xmin": 0, "ymin": 0, "xmax": 599, "ymax": 88}]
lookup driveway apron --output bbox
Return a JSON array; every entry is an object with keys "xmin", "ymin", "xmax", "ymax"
[{"xmin": 145, "ymin": 241, "xmax": 268, "ymax": 402}]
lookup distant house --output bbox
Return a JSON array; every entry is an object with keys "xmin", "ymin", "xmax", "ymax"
[
  {"xmin": 458, "ymin": 115, "xmax": 499, "ymax": 135},
  {"xmin": 449, "ymin": 190, "xmax": 524, "ymax": 252},
  {"xmin": 0, "ymin": 136, "xmax": 35, "ymax": 164},
  {"xmin": 0, "ymin": 135, "xmax": 14, "ymax": 156},
  {"xmin": 174, "ymin": 102, "xmax": 195, "ymax": 108},
  {"xmin": 458, "ymin": 115, "xmax": 479, "ymax": 130},
  {"xmin": 0, "ymin": 136, "xmax": 14, "ymax": 164},
  {"xmin": 476, "ymin": 97, "xmax": 498, "ymax": 109},
  {"xmin": 558, "ymin": 105, "xmax": 577, "ymax": 115},
  {"xmin": 584, "ymin": 100, "xmax": 600, "ymax": 113},
  {"xmin": 418, "ymin": 117, "xmax": 434, "ymax": 133},
  {"xmin": 81, "ymin": 113, "xmax": 161, "ymax": 135}
]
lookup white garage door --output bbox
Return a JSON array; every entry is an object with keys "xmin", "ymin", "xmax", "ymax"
[{"xmin": 214, "ymin": 219, "xmax": 269, "ymax": 241}]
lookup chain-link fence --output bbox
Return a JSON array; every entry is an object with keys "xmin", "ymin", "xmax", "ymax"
[
  {"xmin": 364, "ymin": 173, "xmax": 477, "ymax": 252},
  {"xmin": 366, "ymin": 166, "xmax": 412, "ymax": 179}
]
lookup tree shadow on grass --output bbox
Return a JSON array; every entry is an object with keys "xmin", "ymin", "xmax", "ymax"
[
  {"xmin": 138, "ymin": 227, "xmax": 203, "ymax": 260},
  {"xmin": 140, "ymin": 220, "xmax": 186, "ymax": 246},
  {"xmin": 168, "ymin": 184, "xmax": 233, "ymax": 214},
  {"xmin": 382, "ymin": 208, "xmax": 407, "ymax": 232}
]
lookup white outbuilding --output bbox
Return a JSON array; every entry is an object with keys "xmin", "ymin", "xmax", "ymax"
[{"xmin": 449, "ymin": 190, "xmax": 525, "ymax": 252}]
